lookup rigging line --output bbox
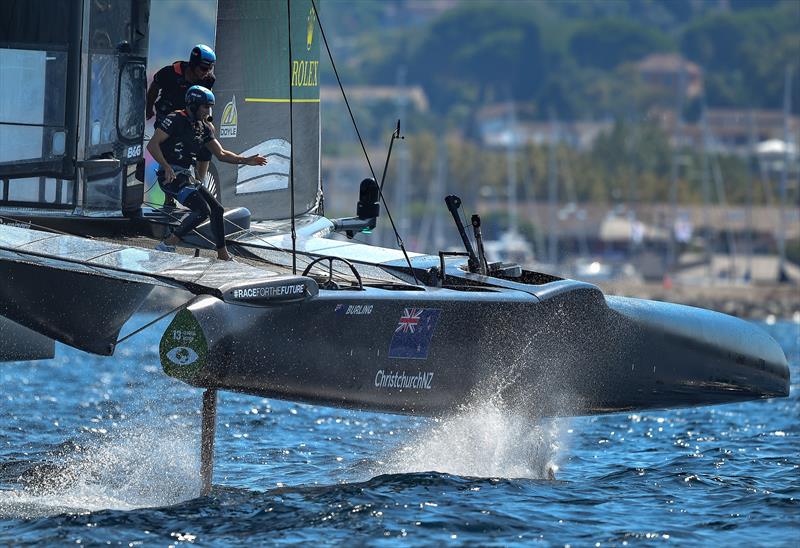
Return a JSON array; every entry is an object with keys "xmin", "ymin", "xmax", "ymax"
[
  {"xmin": 115, "ymin": 301, "xmax": 188, "ymax": 347},
  {"xmin": 158, "ymin": 195, "xmax": 392, "ymax": 285},
  {"xmin": 0, "ymin": 221, "xmax": 154, "ymax": 280},
  {"xmin": 226, "ymin": 217, "xmax": 420, "ymax": 284},
  {"xmin": 138, "ymin": 160, "xmax": 163, "ymax": 196},
  {"xmin": 378, "ymin": 121, "xmax": 399, "ymax": 194},
  {"xmin": 310, "ymin": 0, "xmax": 420, "ymax": 286},
  {"xmin": 310, "ymin": 0, "xmax": 375, "ymax": 178},
  {"xmin": 85, "ymin": 240, "xmax": 215, "ymax": 289},
  {"xmin": 373, "ymin": 122, "xmax": 417, "ymax": 274},
  {"xmin": 6, "ymin": 233, "xmax": 63, "ymax": 248},
  {"xmin": 141, "ymin": 170, "xmax": 163, "ymax": 196},
  {"xmin": 287, "ymin": 0, "xmax": 297, "ymax": 275},
  {"xmin": 0, "ymin": 214, "xmax": 96, "ymax": 239},
  {"xmin": 215, "ymin": 216, "xmax": 353, "ymax": 276}
]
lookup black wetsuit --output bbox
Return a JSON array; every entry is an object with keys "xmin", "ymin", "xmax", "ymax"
[
  {"xmin": 156, "ymin": 111, "xmax": 225, "ymax": 249},
  {"xmin": 153, "ymin": 61, "xmax": 215, "ymax": 123}
]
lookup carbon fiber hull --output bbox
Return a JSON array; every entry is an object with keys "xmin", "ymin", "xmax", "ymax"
[{"xmin": 160, "ymin": 280, "xmax": 789, "ymax": 417}]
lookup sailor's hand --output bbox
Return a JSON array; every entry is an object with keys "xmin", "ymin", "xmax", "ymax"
[
  {"xmin": 164, "ymin": 165, "xmax": 176, "ymax": 182},
  {"xmin": 244, "ymin": 154, "xmax": 267, "ymax": 166},
  {"xmin": 146, "ymin": 108, "xmax": 154, "ymax": 120}
]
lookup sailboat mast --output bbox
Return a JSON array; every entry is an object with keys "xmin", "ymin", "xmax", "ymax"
[
  {"xmin": 505, "ymin": 100, "xmax": 519, "ymax": 236},
  {"xmin": 709, "ymin": 131, "xmax": 739, "ymax": 281},
  {"xmin": 626, "ymin": 114, "xmax": 639, "ymax": 259},
  {"xmin": 667, "ymin": 63, "xmax": 687, "ymax": 272},
  {"xmin": 701, "ymin": 104, "xmax": 713, "ymax": 281},
  {"xmin": 392, "ymin": 66, "xmax": 410, "ymax": 249},
  {"xmin": 777, "ymin": 65, "xmax": 792, "ymax": 282},
  {"xmin": 745, "ymin": 109, "xmax": 756, "ymax": 281},
  {"xmin": 547, "ymin": 111, "xmax": 558, "ymax": 266},
  {"xmin": 287, "ymin": 0, "xmax": 297, "ymax": 274},
  {"xmin": 433, "ymin": 138, "xmax": 447, "ymax": 252}
]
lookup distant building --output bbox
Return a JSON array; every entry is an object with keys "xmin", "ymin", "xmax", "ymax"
[
  {"xmin": 475, "ymin": 201, "xmax": 800, "ymax": 248},
  {"xmin": 650, "ymin": 108, "xmax": 800, "ymax": 157},
  {"xmin": 635, "ymin": 53, "xmax": 703, "ymax": 100},
  {"xmin": 475, "ymin": 102, "xmax": 612, "ymax": 151}
]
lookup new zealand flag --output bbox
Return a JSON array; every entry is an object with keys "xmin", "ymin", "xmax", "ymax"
[{"xmin": 388, "ymin": 308, "xmax": 442, "ymax": 359}]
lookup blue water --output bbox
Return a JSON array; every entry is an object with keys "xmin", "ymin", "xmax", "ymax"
[{"xmin": 1, "ymin": 315, "xmax": 797, "ymax": 545}]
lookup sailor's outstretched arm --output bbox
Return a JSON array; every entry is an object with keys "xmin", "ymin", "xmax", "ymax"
[{"xmin": 205, "ymin": 139, "xmax": 267, "ymax": 166}]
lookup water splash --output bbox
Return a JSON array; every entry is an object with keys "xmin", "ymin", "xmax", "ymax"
[
  {"xmin": 0, "ymin": 424, "xmax": 199, "ymax": 517},
  {"xmin": 377, "ymin": 401, "xmax": 566, "ymax": 480}
]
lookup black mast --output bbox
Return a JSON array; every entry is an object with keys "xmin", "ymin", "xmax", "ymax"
[{"xmin": 287, "ymin": 0, "xmax": 297, "ymax": 274}]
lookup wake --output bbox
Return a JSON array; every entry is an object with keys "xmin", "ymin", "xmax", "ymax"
[{"xmin": 0, "ymin": 424, "xmax": 199, "ymax": 518}]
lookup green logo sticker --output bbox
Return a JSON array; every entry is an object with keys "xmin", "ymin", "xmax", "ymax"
[{"xmin": 160, "ymin": 309, "xmax": 208, "ymax": 382}]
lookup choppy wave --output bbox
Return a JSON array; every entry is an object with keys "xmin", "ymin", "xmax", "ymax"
[{"xmin": 0, "ymin": 319, "xmax": 797, "ymax": 545}]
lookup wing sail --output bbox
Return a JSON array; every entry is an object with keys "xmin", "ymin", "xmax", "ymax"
[{"xmin": 213, "ymin": 0, "xmax": 321, "ymax": 220}]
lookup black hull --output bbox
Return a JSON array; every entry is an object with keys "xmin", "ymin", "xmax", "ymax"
[
  {"xmin": 0, "ymin": 223, "xmax": 789, "ymax": 418},
  {"xmin": 160, "ymin": 280, "xmax": 789, "ymax": 418}
]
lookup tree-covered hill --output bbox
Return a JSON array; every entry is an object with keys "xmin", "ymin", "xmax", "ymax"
[{"xmin": 322, "ymin": 0, "xmax": 800, "ymax": 120}]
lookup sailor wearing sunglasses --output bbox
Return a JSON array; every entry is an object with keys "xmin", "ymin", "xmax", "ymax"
[{"xmin": 146, "ymin": 44, "xmax": 217, "ymax": 125}]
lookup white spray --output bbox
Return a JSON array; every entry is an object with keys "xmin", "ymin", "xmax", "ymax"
[{"xmin": 0, "ymin": 424, "xmax": 199, "ymax": 517}]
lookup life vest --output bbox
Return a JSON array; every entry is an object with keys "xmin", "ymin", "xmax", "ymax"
[{"xmin": 172, "ymin": 61, "xmax": 187, "ymax": 84}]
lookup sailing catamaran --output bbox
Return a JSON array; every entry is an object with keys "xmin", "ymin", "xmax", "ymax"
[{"xmin": 0, "ymin": 0, "xmax": 790, "ymax": 495}]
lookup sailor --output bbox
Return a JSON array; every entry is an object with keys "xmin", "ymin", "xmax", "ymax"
[
  {"xmin": 144, "ymin": 45, "xmax": 218, "ymax": 207},
  {"xmin": 146, "ymin": 44, "xmax": 217, "ymax": 124},
  {"xmin": 147, "ymin": 86, "xmax": 267, "ymax": 261}
]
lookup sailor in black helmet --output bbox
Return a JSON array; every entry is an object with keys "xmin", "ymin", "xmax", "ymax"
[
  {"xmin": 147, "ymin": 85, "xmax": 267, "ymax": 261},
  {"xmin": 146, "ymin": 44, "xmax": 217, "ymax": 124}
]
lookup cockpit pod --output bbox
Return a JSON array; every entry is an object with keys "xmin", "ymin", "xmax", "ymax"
[{"xmin": 0, "ymin": 0, "xmax": 150, "ymax": 216}]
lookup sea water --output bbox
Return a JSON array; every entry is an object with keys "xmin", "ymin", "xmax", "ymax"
[{"xmin": 0, "ymin": 315, "xmax": 797, "ymax": 545}]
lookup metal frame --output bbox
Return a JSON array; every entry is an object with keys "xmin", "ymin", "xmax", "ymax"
[{"xmin": 74, "ymin": 0, "xmax": 92, "ymax": 214}]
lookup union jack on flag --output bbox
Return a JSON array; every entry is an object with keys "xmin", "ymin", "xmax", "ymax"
[
  {"xmin": 396, "ymin": 308, "xmax": 422, "ymax": 333},
  {"xmin": 389, "ymin": 307, "xmax": 442, "ymax": 359}
]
